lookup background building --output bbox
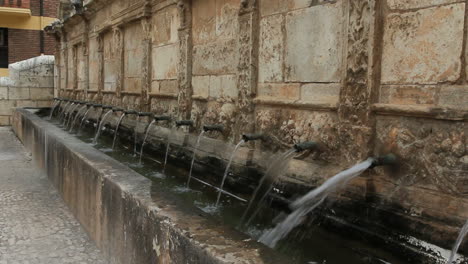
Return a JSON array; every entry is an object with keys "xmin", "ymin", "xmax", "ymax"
[{"xmin": 0, "ymin": 0, "xmax": 58, "ymax": 77}]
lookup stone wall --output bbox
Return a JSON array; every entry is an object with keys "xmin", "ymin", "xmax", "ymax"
[
  {"xmin": 48, "ymin": 0, "xmax": 468, "ymax": 252},
  {"xmin": 0, "ymin": 56, "xmax": 55, "ymax": 126}
]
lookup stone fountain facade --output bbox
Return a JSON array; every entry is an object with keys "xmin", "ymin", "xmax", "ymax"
[{"xmin": 46, "ymin": 0, "xmax": 467, "ymax": 255}]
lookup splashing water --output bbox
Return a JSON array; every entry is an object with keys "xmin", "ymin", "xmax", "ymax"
[
  {"xmin": 186, "ymin": 130, "xmax": 205, "ymax": 187},
  {"xmin": 139, "ymin": 120, "xmax": 156, "ymax": 164},
  {"xmin": 112, "ymin": 113, "xmax": 126, "ymax": 150},
  {"xmin": 48, "ymin": 101, "xmax": 60, "ymax": 120},
  {"xmin": 93, "ymin": 110, "xmax": 113, "ymax": 145},
  {"xmin": 163, "ymin": 126, "xmax": 176, "ymax": 173},
  {"xmin": 58, "ymin": 102, "xmax": 70, "ymax": 121},
  {"xmin": 134, "ymin": 116, "xmax": 140, "ymax": 155},
  {"xmin": 78, "ymin": 107, "xmax": 92, "ymax": 133},
  {"xmin": 65, "ymin": 104, "xmax": 80, "ymax": 128},
  {"xmin": 69, "ymin": 105, "xmax": 87, "ymax": 132},
  {"xmin": 215, "ymin": 140, "xmax": 245, "ymax": 207},
  {"xmin": 60, "ymin": 103, "xmax": 73, "ymax": 124},
  {"xmin": 259, "ymin": 158, "xmax": 374, "ymax": 248},
  {"xmin": 240, "ymin": 149, "xmax": 297, "ymax": 227},
  {"xmin": 93, "ymin": 108, "xmax": 104, "ymax": 134},
  {"xmin": 448, "ymin": 220, "xmax": 468, "ymax": 264},
  {"xmin": 64, "ymin": 103, "xmax": 77, "ymax": 125}
]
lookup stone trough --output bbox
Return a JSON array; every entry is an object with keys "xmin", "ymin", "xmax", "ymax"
[
  {"xmin": 12, "ymin": 108, "xmax": 287, "ymax": 264},
  {"xmin": 12, "ymin": 107, "xmax": 468, "ymax": 264}
]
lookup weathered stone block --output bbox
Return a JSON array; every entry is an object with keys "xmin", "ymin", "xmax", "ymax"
[
  {"xmin": 16, "ymin": 100, "xmax": 37, "ymax": 108},
  {"xmin": 150, "ymin": 80, "xmax": 160, "ymax": 94},
  {"xmin": 0, "ymin": 87, "xmax": 7, "ymax": 100},
  {"xmin": 285, "ymin": 2, "xmax": 343, "ymax": 82},
  {"xmin": 300, "ymin": 83, "xmax": 340, "ymax": 104},
  {"xmin": 257, "ymin": 83, "xmax": 300, "ymax": 100},
  {"xmin": 381, "ymin": 3, "xmax": 465, "ymax": 84},
  {"xmin": 259, "ymin": 0, "xmax": 311, "ymax": 17},
  {"xmin": 152, "ymin": 6, "xmax": 179, "ymax": 46},
  {"xmin": 88, "ymin": 37, "xmax": 100, "ymax": 91},
  {"xmin": 259, "ymin": 14, "xmax": 283, "ymax": 82},
  {"xmin": 438, "ymin": 85, "xmax": 468, "ymax": 109},
  {"xmin": 159, "ymin": 80, "xmax": 178, "ymax": 95},
  {"xmin": 192, "ymin": 75, "xmax": 210, "ymax": 98},
  {"xmin": 124, "ymin": 23, "xmax": 144, "ymax": 92},
  {"xmin": 125, "ymin": 48, "xmax": 144, "ymax": 78},
  {"xmin": 208, "ymin": 75, "xmax": 222, "ymax": 98},
  {"xmin": 387, "ymin": 0, "xmax": 460, "ymax": 10},
  {"xmin": 36, "ymin": 100, "xmax": 53, "ymax": 107},
  {"xmin": 192, "ymin": 39, "xmax": 238, "ymax": 75},
  {"xmin": 30, "ymin": 88, "xmax": 54, "ymax": 100},
  {"xmin": 466, "ymin": 36, "xmax": 468, "ymax": 82},
  {"xmin": 124, "ymin": 77, "xmax": 142, "ymax": 93},
  {"xmin": 0, "ymin": 101, "xmax": 16, "ymax": 115},
  {"xmin": 215, "ymin": 0, "xmax": 239, "ymax": 40},
  {"xmin": 152, "ymin": 44, "xmax": 178, "ymax": 80},
  {"xmin": 8, "ymin": 87, "xmax": 30, "ymax": 100},
  {"xmin": 19, "ymin": 64, "xmax": 53, "ymax": 77},
  {"xmin": 103, "ymin": 32, "xmax": 119, "ymax": 92},
  {"xmin": 192, "ymin": 0, "xmax": 216, "ymax": 45},
  {"xmin": 220, "ymin": 75, "xmax": 237, "ymax": 98},
  {"xmin": 193, "ymin": 0, "xmax": 239, "ymax": 45},
  {"xmin": 0, "ymin": 116, "xmax": 10, "ymax": 126},
  {"xmin": 380, "ymin": 85, "xmax": 437, "ymax": 105}
]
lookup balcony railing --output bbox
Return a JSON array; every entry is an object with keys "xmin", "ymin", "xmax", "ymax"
[{"xmin": 0, "ymin": 0, "xmax": 30, "ymax": 10}]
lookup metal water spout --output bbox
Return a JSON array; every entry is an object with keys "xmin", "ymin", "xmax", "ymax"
[
  {"xmin": 175, "ymin": 120, "xmax": 194, "ymax": 127},
  {"xmin": 203, "ymin": 124, "xmax": 224, "ymax": 132},
  {"xmin": 153, "ymin": 115, "xmax": 172, "ymax": 122},
  {"xmin": 137, "ymin": 112, "xmax": 153, "ymax": 117},
  {"xmin": 124, "ymin": 109, "xmax": 138, "ymax": 115},
  {"xmin": 92, "ymin": 103, "xmax": 103, "ymax": 108},
  {"xmin": 370, "ymin": 154, "xmax": 397, "ymax": 169},
  {"xmin": 102, "ymin": 105, "xmax": 113, "ymax": 110},
  {"xmin": 242, "ymin": 133, "xmax": 265, "ymax": 142},
  {"xmin": 112, "ymin": 107, "xmax": 124, "ymax": 112},
  {"xmin": 294, "ymin": 141, "xmax": 319, "ymax": 152}
]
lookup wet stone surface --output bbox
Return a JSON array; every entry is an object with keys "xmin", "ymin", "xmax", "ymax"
[{"xmin": 0, "ymin": 127, "xmax": 107, "ymax": 264}]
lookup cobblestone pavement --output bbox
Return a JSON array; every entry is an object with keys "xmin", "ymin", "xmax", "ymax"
[{"xmin": 0, "ymin": 127, "xmax": 108, "ymax": 264}]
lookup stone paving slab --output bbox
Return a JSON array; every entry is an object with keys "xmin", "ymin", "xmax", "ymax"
[{"xmin": 0, "ymin": 127, "xmax": 107, "ymax": 264}]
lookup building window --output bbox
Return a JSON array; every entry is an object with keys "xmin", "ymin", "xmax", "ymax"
[{"xmin": 0, "ymin": 28, "xmax": 7, "ymax": 68}]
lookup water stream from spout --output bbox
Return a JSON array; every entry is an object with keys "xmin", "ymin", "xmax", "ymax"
[
  {"xmin": 93, "ymin": 110, "xmax": 112, "ymax": 145},
  {"xmin": 61, "ymin": 103, "xmax": 73, "ymax": 124},
  {"xmin": 134, "ymin": 116, "xmax": 140, "ymax": 155},
  {"xmin": 448, "ymin": 220, "xmax": 468, "ymax": 264},
  {"xmin": 48, "ymin": 101, "xmax": 60, "ymax": 120},
  {"xmin": 240, "ymin": 148, "xmax": 297, "ymax": 226},
  {"xmin": 78, "ymin": 107, "xmax": 93, "ymax": 133},
  {"xmin": 186, "ymin": 130, "xmax": 205, "ymax": 187},
  {"xmin": 163, "ymin": 126, "xmax": 176, "ymax": 173},
  {"xmin": 69, "ymin": 105, "xmax": 86, "ymax": 131},
  {"xmin": 112, "ymin": 113, "xmax": 127, "ymax": 150},
  {"xmin": 139, "ymin": 120, "xmax": 157, "ymax": 164},
  {"xmin": 259, "ymin": 158, "xmax": 374, "ymax": 248},
  {"xmin": 65, "ymin": 104, "xmax": 80, "ymax": 128},
  {"xmin": 58, "ymin": 102, "xmax": 70, "ymax": 121},
  {"xmin": 215, "ymin": 140, "xmax": 245, "ymax": 207}
]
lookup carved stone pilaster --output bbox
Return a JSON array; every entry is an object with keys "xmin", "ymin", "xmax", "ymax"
[
  {"xmin": 97, "ymin": 33, "xmax": 104, "ymax": 102},
  {"xmin": 63, "ymin": 32, "xmax": 68, "ymax": 98},
  {"xmin": 177, "ymin": 0, "xmax": 193, "ymax": 120},
  {"xmin": 141, "ymin": 18, "xmax": 152, "ymax": 111},
  {"xmin": 233, "ymin": 0, "xmax": 258, "ymax": 141},
  {"xmin": 112, "ymin": 27, "xmax": 124, "ymax": 99},
  {"xmin": 83, "ymin": 21, "xmax": 90, "ymax": 99},
  {"xmin": 337, "ymin": 0, "xmax": 380, "ymax": 162},
  {"xmin": 72, "ymin": 44, "xmax": 78, "ymax": 93}
]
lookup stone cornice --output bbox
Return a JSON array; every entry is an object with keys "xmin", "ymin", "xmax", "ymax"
[{"xmin": 372, "ymin": 103, "xmax": 468, "ymax": 121}]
